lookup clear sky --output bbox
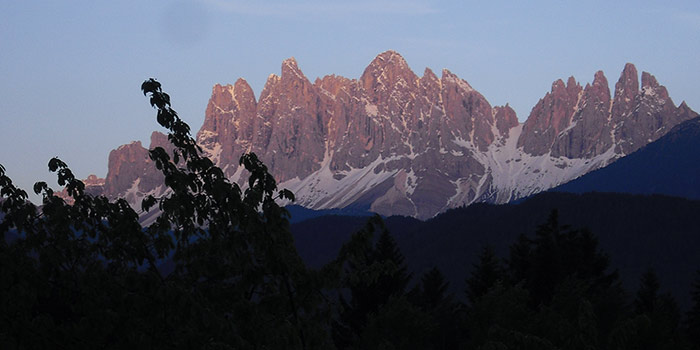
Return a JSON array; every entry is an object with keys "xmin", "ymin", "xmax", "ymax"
[{"xmin": 1, "ymin": 0, "xmax": 699, "ymax": 201}]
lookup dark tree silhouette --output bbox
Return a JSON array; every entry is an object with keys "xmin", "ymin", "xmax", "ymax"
[
  {"xmin": 410, "ymin": 267, "xmax": 465, "ymax": 350},
  {"xmin": 0, "ymin": 79, "xmax": 332, "ymax": 349},
  {"xmin": 631, "ymin": 268, "xmax": 683, "ymax": 350},
  {"xmin": 331, "ymin": 216, "xmax": 412, "ymax": 349},
  {"xmin": 415, "ymin": 267, "xmax": 450, "ymax": 310},
  {"xmin": 635, "ymin": 268, "xmax": 662, "ymax": 315},
  {"xmin": 687, "ymin": 270, "xmax": 700, "ymax": 349},
  {"xmin": 508, "ymin": 210, "xmax": 618, "ymax": 306},
  {"xmin": 466, "ymin": 245, "xmax": 505, "ymax": 305}
]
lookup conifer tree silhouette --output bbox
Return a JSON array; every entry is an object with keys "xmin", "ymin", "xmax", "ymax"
[
  {"xmin": 332, "ymin": 216, "xmax": 411, "ymax": 349},
  {"xmin": 687, "ymin": 270, "xmax": 700, "ymax": 349},
  {"xmin": 466, "ymin": 245, "xmax": 504, "ymax": 305}
]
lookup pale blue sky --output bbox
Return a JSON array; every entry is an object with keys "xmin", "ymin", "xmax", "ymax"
[{"xmin": 1, "ymin": 0, "xmax": 699, "ymax": 200}]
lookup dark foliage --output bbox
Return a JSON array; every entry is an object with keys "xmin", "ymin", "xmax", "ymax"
[
  {"xmin": 631, "ymin": 268, "xmax": 684, "ymax": 349},
  {"xmin": 413, "ymin": 267, "xmax": 450, "ymax": 310},
  {"xmin": 292, "ymin": 192, "xmax": 700, "ymax": 309},
  {"xmin": 409, "ymin": 267, "xmax": 465, "ymax": 350},
  {"xmin": 687, "ymin": 271, "xmax": 700, "ymax": 349},
  {"xmin": 331, "ymin": 217, "xmax": 412, "ymax": 349},
  {"xmin": 635, "ymin": 268, "xmax": 663, "ymax": 315},
  {"xmin": 466, "ymin": 245, "xmax": 505, "ymax": 305},
  {"xmin": 0, "ymin": 80, "xmax": 333, "ymax": 349},
  {"xmin": 508, "ymin": 209, "xmax": 619, "ymax": 306}
]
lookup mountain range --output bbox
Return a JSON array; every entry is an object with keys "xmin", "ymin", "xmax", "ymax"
[{"xmin": 74, "ymin": 51, "xmax": 697, "ymax": 219}]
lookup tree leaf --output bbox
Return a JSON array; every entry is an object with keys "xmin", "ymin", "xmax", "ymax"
[{"xmin": 33, "ymin": 181, "xmax": 48, "ymax": 195}]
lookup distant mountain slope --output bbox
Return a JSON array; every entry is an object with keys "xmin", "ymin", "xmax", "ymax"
[
  {"xmin": 285, "ymin": 204, "xmax": 374, "ymax": 224},
  {"xmin": 553, "ymin": 116, "xmax": 700, "ymax": 199},
  {"xmin": 291, "ymin": 192, "xmax": 700, "ymax": 308}
]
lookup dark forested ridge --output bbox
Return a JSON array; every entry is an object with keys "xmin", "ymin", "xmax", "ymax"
[
  {"xmin": 292, "ymin": 191, "xmax": 700, "ymax": 308},
  {"xmin": 285, "ymin": 204, "xmax": 375, "ymax": 224}
]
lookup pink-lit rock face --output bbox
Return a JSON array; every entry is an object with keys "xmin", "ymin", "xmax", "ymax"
[
  {"xmin": 518, "ymin": 77, "xmax": 582, "ymax": 156},
  {"xmin": 94, "ymin": 52, "xmax": 697, "ymax": 219}
]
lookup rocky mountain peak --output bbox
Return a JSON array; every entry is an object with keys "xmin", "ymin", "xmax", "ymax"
[
  {"xmin": 421, "ymin": 67, "xmax": 440, "ymax": 86},
  {"xmin": 612, "ymin": 63, "xmax": 639, "ymax": 122},
  {"xmin": 549, "ymin": 70, "xmax": 613, "ymax": 159},
  {"xmin": 552, "ymin": 78, "xmax": 566, "ymax": 91},
  {"xmin": 233, "ymin": 78, "xmax": 254, "ymax": 96},
  {"xmin": 281, "ymin": 57, "xmax": 308, "ymax": 82},
  {"xmin": 592, "ymin": 71, "xmax": 609, "ymax": 90},
  {"xmin": 418, "ymin": 67, "xmax": 442, "ymax": 103},
  {"xmin": 641, "ymin": 71, "xmax": 660, "ymax": 89},
  {"xmin": 640, "ymin": 71, "xmax": 670, "ymax": 101},
  {"xmin": 586, "ymin": 71, "xmax": 611, "ymax": 103},
  {"xmin": 679, "ymin": 101, "xmax": 692, "ymax": 112},
  {"xmin": 611, "ymin": 66, "xmax": 690, "ymax": 155},
  {"xmin": 208, "ymin": 79, "xmax": 255, "ymax": 107},
  {"xmin": 566, "ymin": 76, "xmax": 581, "ymax": 97},
  {"xmin": 370, "ymin": 50, "xmax": 409, "ymax": 70},
  {"xmin": 104, "ymin": 141, "xmax": 150, "ymax": 197},
  {"xmin": 209, "ymin": 83, "xmax": 235, "ymax": 109},
  {"xmin": 517, "ymin": 75, "xmax": 582, "ymax": 155},
  {"xmin": 493, "ymin": 104, "xmax": 519, "ymax": 138},
  {"xmin": 615, "ymin": 63, "xmax": 639, "ymax": 96},
  {"xmin": 360, "ymin": 50, "xmax": 418, "ymax": 96},
  {"xmin": 315, "ymin": 74, "xmax": 354, "ymax": 98},
  {"xmin": 150, "ymin": 131, "xmax": 174, "ymax": 155},
  {"xmin": 84, "ymin": 174, "xmax": 104, "ymax": 186},
  {"xmin": 276, "ymin": 56, "xmax": 315, "ymax": 103},
  {"xmin": 676, "ymin": 101, "xmax": 699, "ymax": 122},
  {"xmin": 282, "ymin": 56, "xmax": 298, "ymax": 67},
  {"xmin": 260, "ymin": 73, "xmax": 281, "ymax": 99},
  {"xmin": 441, "ymin": 69, "xmax": 474, "ymax": 93}
]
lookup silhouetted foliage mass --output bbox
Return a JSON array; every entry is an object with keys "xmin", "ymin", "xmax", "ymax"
[{"xmin": 1, "ymin": 80, "xmax": 332, "ymax": 349}]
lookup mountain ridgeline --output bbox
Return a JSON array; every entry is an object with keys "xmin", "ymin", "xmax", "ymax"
[
  {"xmin": 86, "ymin": 51, "xmax": 697, "ymax": 219},
  {"xmin": 552, "ymin": 116, "xmax": 700, "ymax": 199}
]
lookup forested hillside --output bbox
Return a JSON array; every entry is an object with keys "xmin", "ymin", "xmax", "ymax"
[{"xmin": 293, "ymin": 192, "xmax": 700, "ymax": 309}]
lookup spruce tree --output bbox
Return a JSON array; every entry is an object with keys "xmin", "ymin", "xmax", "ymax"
[
  {"xmin": 373, "ymin": 226, "xmax": 412, "ymax": 298},
  {"xmin": 686, "ymin": 270, "xmax": 700, "ymax": 349},
  {"xmin": 466, "ymin": 245, "xmax": 504, "ymax": 305},
  {"xmin": 507, "ymin": 209, "xmax": 617, "ymax": 306},
  {"xmin": 410, "ymin": 267, "xmax": 465, "ymax": 350},
  {"xmin": 635, "ymin": 268, "xmax": 661, "ymax": 315},
  {"xmin": 410, "ymin": 267, "xmax": 452, "ymax": 312},
  {"xmin": 633, "ymin": 268, "xmax": 683, "ymax": 350},
  {"xmin": 507, "ymin": 233, "xmax": 532, "ymax": 285},
  {"xmin": 332, "ymin": 216, "xmax": 412, "ymax": 349}
]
